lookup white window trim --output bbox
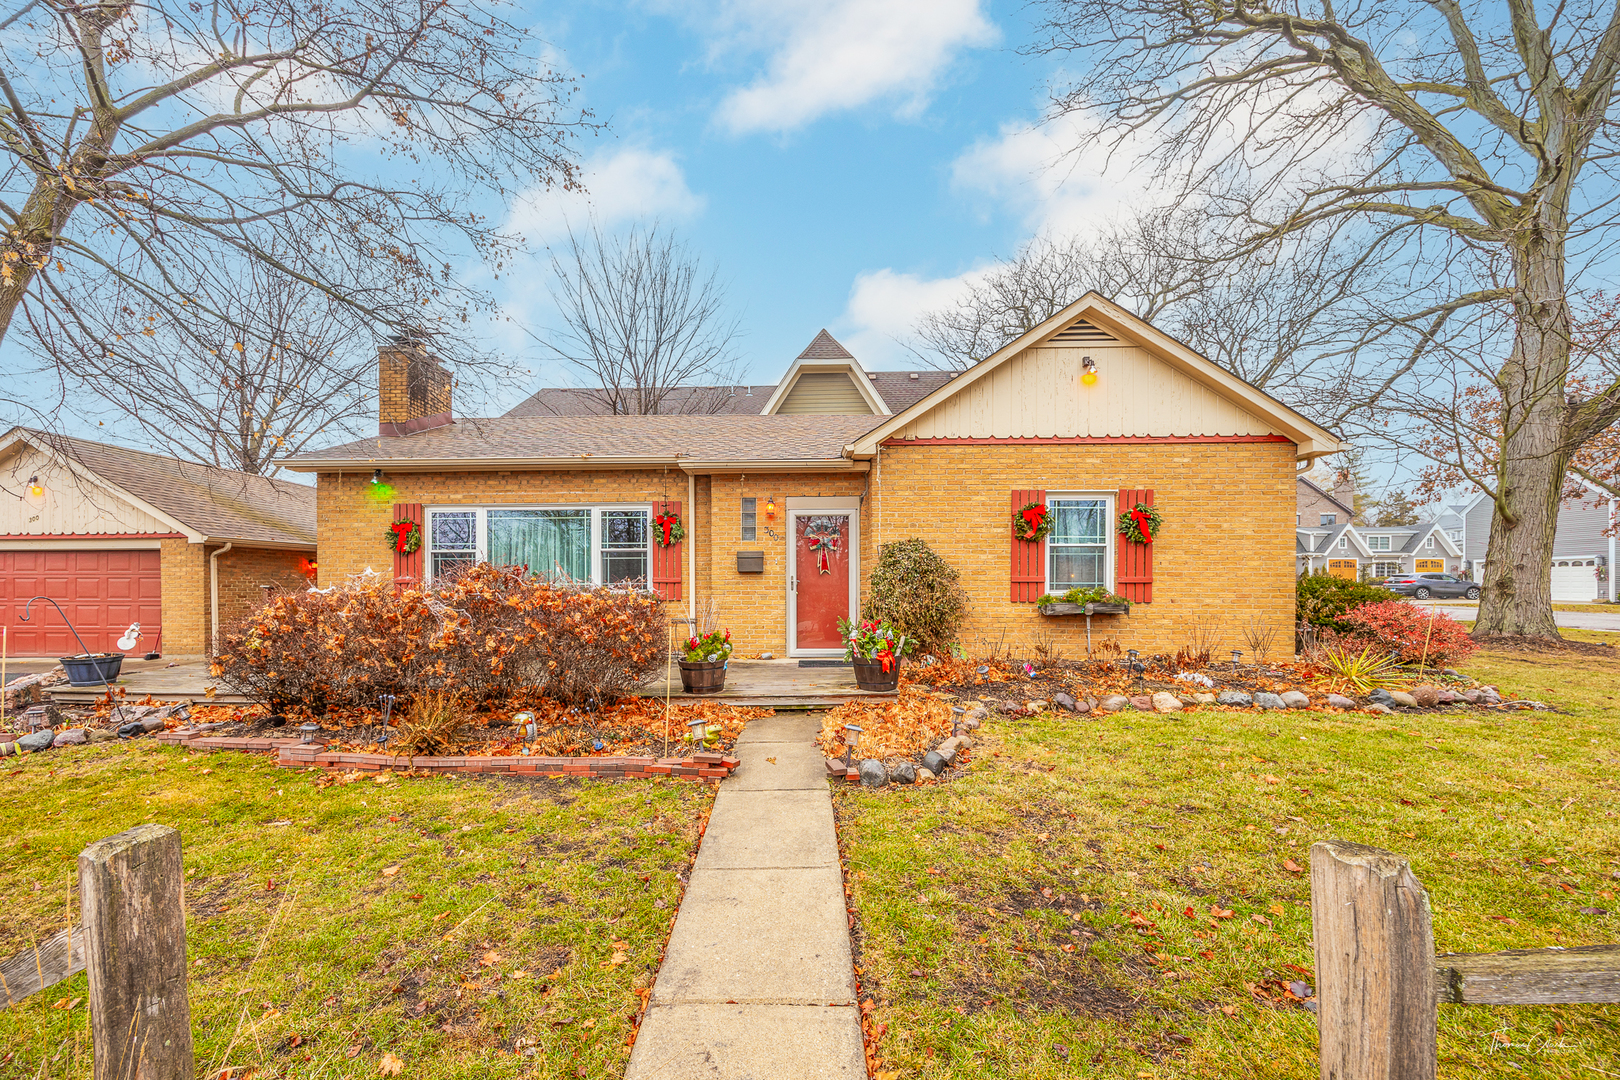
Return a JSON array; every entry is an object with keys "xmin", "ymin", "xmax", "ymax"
[
  {"xmin": 1367, "ymin": 535, "xmax": 1392, "ymax": 551},
  {"xmin": 424, "ymin": 502, "xmax": 654, "ymax": 586},
  {"xmin": 1044, "ymin": 491, "xmax": 1115, "ymax": 595}
]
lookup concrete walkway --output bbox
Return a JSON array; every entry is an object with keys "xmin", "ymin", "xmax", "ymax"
[{"xmin": 626, "ymin": 712, "xmax": 864, "ymax": 1079}]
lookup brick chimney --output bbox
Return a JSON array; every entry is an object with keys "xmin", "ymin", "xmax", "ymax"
[{"xmin": 378, "ymin": 337, "xmax": 453, "ymax": 436}]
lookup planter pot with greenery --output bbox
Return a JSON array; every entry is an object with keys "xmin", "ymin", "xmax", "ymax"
[
  {"xmin": 839, "ymin": 617, "xmax": 912, "ymax": 692},
  {"xmin": 1033, "ymin": 587, "xmax": 1133, "ymax": 617},
  {"xmin": 679, "ymin": 629, "xmax": 732, "ymax": 695}
]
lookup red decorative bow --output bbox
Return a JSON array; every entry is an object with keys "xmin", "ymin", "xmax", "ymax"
[
  {"xmin": 390, "ymin": 521, "xmax": 415, "ymax": 552},
  {"xmin": 655, "ymin": 513, "xmax": 679, "ymax": 545},
  {"xmin": 1020, "ymin": 505, "xmax": 1046, "ymax": 531},
  {"xmin": 1130, "ymin": 509, "xmax": 1155, "ymax": 544}
]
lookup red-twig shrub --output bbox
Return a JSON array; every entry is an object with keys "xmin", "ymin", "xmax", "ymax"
[
  {"xmin": 213, "ymin": 564, "xmax": 665, "ymax": 712},
  {"xmin": 1335, "ymin": 600, "xmax": 1478, "ymax": 666}
]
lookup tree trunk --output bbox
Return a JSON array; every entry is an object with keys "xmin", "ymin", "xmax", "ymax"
[{"xmin": 1474, "ymin": 236, "xmax": 1570, "ymax": 639}]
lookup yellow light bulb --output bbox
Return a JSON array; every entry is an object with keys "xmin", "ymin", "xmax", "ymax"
[{"xmin": 1081, "ymin": 370, "xmax": 1098, "ymax": 387}]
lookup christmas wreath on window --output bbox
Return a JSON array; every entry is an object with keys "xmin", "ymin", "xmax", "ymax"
[
  {"xmin": 1013, "ymin": 501, "xmax": 1052, "ymax": 542},
  {"xmin": 654, "ymin": 511, "xmax": 686, "ymax": 547},
  {"xmin": 1117, "ymin": 502, "xmax": 1163, "ymax": 545},
  {"xmin": 388, "ymin": 520, "xmax": 422, "ymax": 555}
]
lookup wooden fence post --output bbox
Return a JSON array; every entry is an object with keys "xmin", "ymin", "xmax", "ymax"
[
  {"xmin": 1310, "ymin": 839, "xmax": 1436, "ymax": 1080},
  {"xmin": 79, "ymin": 824, "xmax": 194, "ymax": 1080}
]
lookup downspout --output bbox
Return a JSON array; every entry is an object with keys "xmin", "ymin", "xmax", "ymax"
[
  {"xmin": 687, "ymin": 470, "xmax": 696, "ymax": 624},
  {"xmin": 1610, "ymin": 497, "xmax": 1617, "ymax": 603},
  {"xmin": 209, "ymin": 542, "xmax": 233, "ymax": 657}
]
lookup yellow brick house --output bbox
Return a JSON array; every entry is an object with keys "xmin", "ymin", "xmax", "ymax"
[{"xmin": 287, "ymin": 295, "xmax": 1340, "ymax": 657}]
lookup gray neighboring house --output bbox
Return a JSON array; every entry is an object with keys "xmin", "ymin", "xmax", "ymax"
[
  {"xmin": 1297, "ymin": 519, "xmax": 1462, "ymax": 580},
  {"xmin": 1440, "ymin": 483, "xmax": 1617, "ymax": 602}
]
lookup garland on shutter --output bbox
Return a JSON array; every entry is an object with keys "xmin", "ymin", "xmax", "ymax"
[
  {"xmin": 651, "ymin": 499, "xmax": 683, "ymax": 601},
  {"xmin": 393, "ymin": 502, "xmax": 424, "ymax": 590},
  {"xmin": 1009, "ymin": 488, "xmax": 1047, "ymax": 602},
  {"xmin": 1116, "ymin": 487, "xmax": 1154, "ymax": 603}
]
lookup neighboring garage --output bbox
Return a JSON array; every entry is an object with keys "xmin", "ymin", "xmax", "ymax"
[
  {"xmin": 0, "ymin": 428, "xmax": 315, "ymax": 657},
  {"xmin": 1551, "ymin": 558, "xmax": 1604, "ymax": 603}
]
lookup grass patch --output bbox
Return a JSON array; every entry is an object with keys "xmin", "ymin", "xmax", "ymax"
[
  {"xmin": 835, "ymin": 643, "xmax": 1620, "ymax": 1078},
  {"xmin": 0, "ymin": 743, "xmax": 712, "ymax": 1079}
]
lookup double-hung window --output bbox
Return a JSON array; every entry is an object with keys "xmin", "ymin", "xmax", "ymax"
[
  {"xmin": 1046, "ymin": 494, "xmax": 1111, "ymax": 592},
  {"xmin": 1367, "ymin": 535, "xmax": 1392, "ymax": 551},
  {"xmin": 425, "ymin": 505, "xmax": 652, "ymax": 587}
]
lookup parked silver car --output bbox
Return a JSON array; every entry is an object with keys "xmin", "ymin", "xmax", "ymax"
[{"xmin": 1382, "ymin": 573, "xmax": 1481, "ymax": 600}]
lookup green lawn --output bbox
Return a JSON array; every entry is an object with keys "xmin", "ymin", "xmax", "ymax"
[
  {"xmin": 836, "ymin": 642, "xmax": 1620, "ymax": 1079},
  {"xmin": 0, "ymin": 746, "xmax": 712, "ymax": 1080}
]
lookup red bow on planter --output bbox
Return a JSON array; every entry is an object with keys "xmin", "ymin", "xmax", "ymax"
[
  {"xmin": 1130, "ymin": 508, "xmax": 1155, "ymax": 544},
  {"xmin": 1020, "ymin": 505, "xmax": 1046, "ymax": 531},
  {"xmin": 655, "ymin": 514, "xmax": 679, "ymax": 545},
  {"xmin": 391, "ymin": 521, "xmax": 415, "ymax": 552}
]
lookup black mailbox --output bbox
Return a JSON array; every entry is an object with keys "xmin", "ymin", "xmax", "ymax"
[{"xmin": 737, "ymin": 551, "xmax": 765, "ymax": 574}]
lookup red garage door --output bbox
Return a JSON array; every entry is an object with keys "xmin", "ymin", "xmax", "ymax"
[{"xmin": 0, "ymin": 550, "xmax": 162, "ymax": 656}]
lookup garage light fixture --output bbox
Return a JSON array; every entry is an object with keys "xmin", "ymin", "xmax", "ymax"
[
  {"xmin": 25, "ymin": 475, "xmax": 43, "ymax": 499},
  {"xmin": 371, "ymin": 469, "xmax": 382, "ymax": 484},
  {"xmin": 1080, "ymin": 356, "xmax": 1098, "ymax": 387}
]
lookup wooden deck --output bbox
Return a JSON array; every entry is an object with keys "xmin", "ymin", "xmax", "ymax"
[{"xmin": 44, "ymin": 658, "xmax": 888, "ymax": 709}]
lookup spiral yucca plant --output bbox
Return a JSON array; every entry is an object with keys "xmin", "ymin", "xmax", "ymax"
[{"xmin": 1311, "ymin": 645, "xmax": 1412, "ymax": 695}]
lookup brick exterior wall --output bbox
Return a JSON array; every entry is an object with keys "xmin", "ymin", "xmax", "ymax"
[
  {"xmin": 1297, "ymin": 481, "xmax": 1353, "ymax": 528},
  {"xmin": 159, "ymin": 538, "xmax": 207, "ymax": 655},
  {"xmin": 378, "ymin": 345, "xmax": 452, "ymax": 433},
  {"xmin": 213, "ymin": 546, "xmax": 312, "ymax": 641},
  {"xmin": 869, "ymin": 441, "xmax": 1297, "ymax": 658}
]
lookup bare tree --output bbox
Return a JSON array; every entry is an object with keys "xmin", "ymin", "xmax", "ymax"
[
  {"xmin": 540, "ymin": 224, "xmax": 742, "ymax": 415},
  {"xmin": 912, "ymin": 209, "xmax": 1372, "ymax": 416},
  {"xmin": 29, "ymin": 258, "xmax": 376, "ymax": 474},
  {"xmin": 0, "ymin": 0, "xmax": 593, "ymax": 390},
  {"xmin": 1030, "ymin": 0, "xmax": 1620, "ymax": 639}
]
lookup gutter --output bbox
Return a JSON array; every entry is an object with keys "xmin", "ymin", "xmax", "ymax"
[
  {"xmin": 209, "ymin": 542, "xmax": 233, "ymax": 657},
  {"xmin": 282, "ymin": 456, "xmax": 870, "ymax": 474}
]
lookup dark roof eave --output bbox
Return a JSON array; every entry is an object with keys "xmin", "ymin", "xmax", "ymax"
[{"xmin": 283, "ymin": 455, "xmax": 869, "ymax": 473}]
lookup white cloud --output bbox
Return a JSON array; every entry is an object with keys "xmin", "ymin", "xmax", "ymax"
[
  {"xmin": 507, "ymin": 145, "xmax": 704, "ymax": 246},
  {"xmin": 700, "ymin": 0, "xmax": 998, "ymax": 135},
  {"xmin": 837, "ymin": 266, "xmax": 986, "ymax": 367}
]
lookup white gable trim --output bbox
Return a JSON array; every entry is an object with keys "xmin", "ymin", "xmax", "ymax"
[
  {"xmin": 759, "ymin": 355, "xmax": 889, "ymax": 416},
  {"xmin": 846, "ymin": 293, "xmax": 1340, "ymax": 460}
]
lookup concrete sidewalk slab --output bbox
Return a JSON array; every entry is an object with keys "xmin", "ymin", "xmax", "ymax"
[
  {"xmin": 650, "ymin": 865, "xmax": 854, "ymax": 1006},
  {"xmin": 726, "ymin": 750, "xmax": 828, "ymax": 791},
  {"xmin": 628, "ymin": 1003, "xmax": 865, "ymax": 1079},
  {"xmin": 733, "ymin": 713, "xmax": 823, "ymax": 745},
  {"xmin": 693, "ymin": 789, "xmax": 837, "ymax": 871}
]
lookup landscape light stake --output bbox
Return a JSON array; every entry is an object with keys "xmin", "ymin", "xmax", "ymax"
[
  {"xmin": 687, "ymin": 716, "xmax": 706, "ymax": 751},
  {"xmin": 1231, "ymin": 649, "xmax": 1244, "ymax": 669},
  {"xmin": 299, "ymin": 722, "xmax": 320, "ymax": 745},
  {"xmin": 1127, "ymin": 649, "xmax": 1145, "ymax": 690},
  {"xmin": 376, "ymin": 694, "xmax": 395, "ymax": 747},
  {"xmin": 842, "ymin": 723, "xmax": 863, "ymax": 769}
]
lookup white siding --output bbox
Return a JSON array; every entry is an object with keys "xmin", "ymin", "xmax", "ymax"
[
  {"xmin": 891, "ymin": 344, "xmax": 1277, "ymax": 440},
  {"xmin": 0, "ymin": 444, "xmax": 174, "ymax": 537}
]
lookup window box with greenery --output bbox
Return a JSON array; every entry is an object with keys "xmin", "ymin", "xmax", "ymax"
[
  {"xmin": 1035, "ymin": 586, "xmax": 1132, "ymax": 616},
  {"xmin": 839, "ymin": 617, "xmax": 913, "ymax": 692},
  {"xmin": 679, "ymin": 629, "xmax": 732, "ymax": 695}
]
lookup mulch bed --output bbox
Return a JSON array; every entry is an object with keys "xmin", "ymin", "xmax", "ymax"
[{"xmin": 1472, "ymin": 634, "xmax": 1616, "ymax": 656}]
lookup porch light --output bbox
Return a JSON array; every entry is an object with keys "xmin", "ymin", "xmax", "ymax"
[
  {"xmin": 766, "ymin": 496, "xmax": 776, "ymax": 520},
  {"xmin": 1080, "ymin": 356, "xmax": 1098, "ymax": 387},
  {"xmin": 26, "ymin": 475, "xmax": 44, "ymax": 499}
]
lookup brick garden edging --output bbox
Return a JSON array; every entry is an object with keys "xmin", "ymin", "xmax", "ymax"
[{"xmin": 153, "ymin": 731, "xmax": 739, "ymax": 779}]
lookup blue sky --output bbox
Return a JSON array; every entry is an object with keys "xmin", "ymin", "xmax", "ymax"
[{"xmin": 484, "ymin": 0, "xmax": 1137, "ymax": 407}]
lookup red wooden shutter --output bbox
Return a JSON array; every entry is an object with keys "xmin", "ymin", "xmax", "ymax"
[
  {"xmin": 651, "ymin": 499, "xmax": 683, "ymax": 601},
  {"xmin": 1010, "ymin": 489, "xmax": 1046, "ymax": 602},
  {"xmin": 1116, "ymin": 488, "xmax": 1154, "ymax": 603},
  {"xmin": 393, "ymin": 502, "xmax": 424, "ymax": 589}
]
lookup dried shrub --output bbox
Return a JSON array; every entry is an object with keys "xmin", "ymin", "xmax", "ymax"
[
  {"xmin": 862, "ymin": 538, "xmax": 969, "ymax": 655},
  {"xmin": 214, "ymin": 564, "xmax": 665, "ymax": 713},
  {"xmin": 1336, "ymin": 600, "xmax": 1478, "ymax": 666},
  {"xmin": 394, "ymin": 691, "xmax": 469, "ymax": 755},
  {"xmin": 1296, "ymin": 572, "xmax": 1400, "ymax": 631},
  {"xmin": 1240, "ymin": 618, "xmax": 1279, "ymax": 663}
]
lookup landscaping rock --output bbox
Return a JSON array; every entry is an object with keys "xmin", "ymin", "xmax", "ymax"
[
  {"xmin": 1191, "ymin": 693, "xmax": 1216, "ymax": 705},
  {"xmin": 86, "ymin": 727, "xmax": 117, "ymax": 743},
  {"xmin": 0, "ymin": 742, "xmax": 13, "ymax": 757},
  {"xmin": 1326, "ymin": 694, "xmax": 1358, "ymax": 710},
  {"xmin": 1053, "ymin": 692, "xmax": 1078, "ymax": 712},
  {"xmin": 921, "ymin": 751, "xmax": 948, "ymax": 775},
  {"xmin": 1368, "ymin": 688, "xmax": 1396, "ymax": 707},
  {"xmin": 1216, "ymin": 690, "xmax": 1252, "ymax": 707},
  {"xmin": 858, "ymin": 759, "xmax": 888, "ymax": 788},
  {"xmin": 1483, "ymin": 688, "xmax": 1502, "ymax": 704},
  {"xmin": 963, "ymin": 717, "xmax": 981, "ymax": 730},
  {"xmin": 17, "ymin": 729, "xmax": 54, "ymax": 752},
  {"xmin": 1365, "ymin": 703, "xmax": 1394, "ymax": 715},
  {"xmin": 1281, "ymin": 690, "xmax": 1311, "ymax": 709},
  {"xmin": 891, "ymin": 761, "xmax": 917, "ymax": 785},
  {"xmin": 1442, "ymin": 668, "xmax": 1460, "ymax": 677},
  {"xmin": 1253, "ymin": 692, "xmax": 1287, "ymax": 710},
  {"xmin": 1410, "ymin": 685, "xmax": 1441, "ymax": 708},
  {"xmin": 915, "ymin": 766, "xmax": 936, "ymax": 783},
  {"xmin": 967, "ymin": 706, "xmax": 989, "ymax": 721},
  {"xmin": 1436, "ymin": 689, "xmax": 1461, "ymax": 704},
  {"xmin": 1098, "ymin": 695, "xmax": 1131, "ymax": 713},
  {"xmin": 108, "ymin": 704, "xmax": 156, "ymax": 725},
  {"xmin": 1026, "ymin": 700, "xmax": 1049, "ymax": 713},
  {"xmin": 936, "ymin": 737, "xmax": 962, "ymax": 764},
  {"xmin": 1462, "ymin": 688, "xmax": 1483, "ymax": 704},
  {"xmin": 1388, "ymin": 690, "xmax": 1421, "ymax": 709},
  {"xmin": 1150, "ymin": 691, "xmax": 1181, "ymax": 714},
  {"xmin": 1128, "ymin": 695, "xmax": 1153, "ymax": 711},
  {"xmin": 52, "ymin": 728, "xmax": 87, "ymax": 747}
]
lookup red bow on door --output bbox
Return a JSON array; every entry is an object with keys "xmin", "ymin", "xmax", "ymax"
[
  {"xmin": 1130, "ymin": 509, "xmax": 1155, "ymax": 544},
  {"xmin": 806, "ymin": 529, "xmax": 840, "ymax": 575},
  {"xmin": 655, "ymin": 514, "xmax": 679, "ymax": 545}
]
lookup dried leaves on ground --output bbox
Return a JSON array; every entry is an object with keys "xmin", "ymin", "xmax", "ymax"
[{"xmin": 818, "ymin": 689, "xmax": 956, "ymax": 761}]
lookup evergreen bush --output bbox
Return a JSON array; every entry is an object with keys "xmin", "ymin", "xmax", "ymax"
[
  {"xmin": 860, "ymin": 538, "xmax": 969, "ymax": 655},
  {"xmin": 1296, "ymin": 571, "xmax": 1398, "ymax": 631}
]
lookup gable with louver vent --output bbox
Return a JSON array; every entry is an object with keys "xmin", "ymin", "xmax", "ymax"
[{"xmin": 1049, "ymin": 318, "xmax": 1118, "ymax": 344}]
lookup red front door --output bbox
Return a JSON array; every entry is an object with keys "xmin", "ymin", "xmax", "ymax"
[
  {"xmin": 793, "ymin": 513, "xmax": 851, "ymax": 651},
  {"xmin": 0, "ymin": 549, "xmax": 163, "ymax": 656}
]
